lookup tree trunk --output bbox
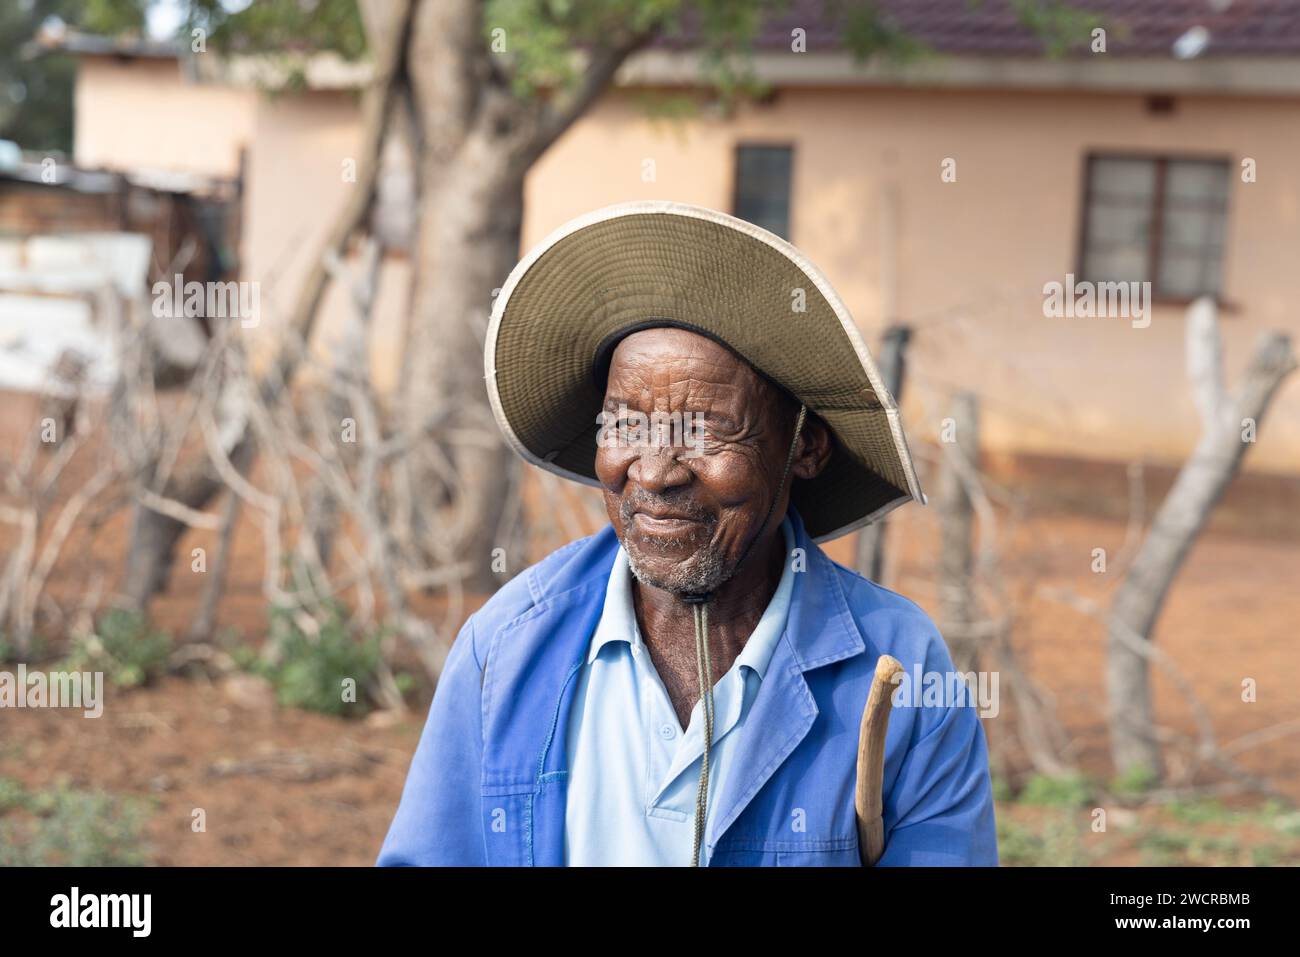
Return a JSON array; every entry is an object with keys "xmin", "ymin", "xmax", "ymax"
[
  {"xmin": 938, "ymin": 391, "xmax": 980, "ymax": 674},
  {"xmin": 1107, "ymin": 300, "xmax": 1296, "ymax": 780},
  {"xmin": 401, "ymin": 156, "xmax": 525, "ymax": 591},
  {"xmin": 187, "ymin": 480, "xmax": 243, "ymax": 643},
  {"xmin": 123, "ymin": 434, "xmax": 253, "ymax": 612}
]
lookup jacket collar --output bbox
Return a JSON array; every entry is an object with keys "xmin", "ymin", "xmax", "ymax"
[
  {"xmin": 479, "ymin": 509, "xmax": 868, "ymax": 864},
  {"xmin": 707, "ymin": 508, "xmax": 866, "ymax": 847}
]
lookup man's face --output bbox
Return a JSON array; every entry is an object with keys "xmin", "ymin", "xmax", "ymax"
[{"xmin": 595, "ymin": 328, "xmax": 819, "ymax": 596}]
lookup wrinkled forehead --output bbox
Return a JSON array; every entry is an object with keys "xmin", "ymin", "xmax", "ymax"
[{"xmin": 600, "ymin": 326, "xmax": 794, "ymax": 413}]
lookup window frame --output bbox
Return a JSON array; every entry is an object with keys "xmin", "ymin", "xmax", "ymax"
[
  {"xmin": 1075, "ymin": 150, "xmax": 1235, "ymax": 308},
  {"xmin": 731, "ymin": 142, "xmax": 796, "ymax": 241}
]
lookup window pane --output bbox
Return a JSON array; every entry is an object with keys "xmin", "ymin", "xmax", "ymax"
[
  {"xmin": 1161, "ymin": 206, "xmax": 1223, "ymax": 250},
  {"xmin": 734, "ymin": 145, "xmax": 793, "ymax": 239},
  {"xmin": 1082, "ymin": 158, "xmax": 1156, "ymax": 285},
  {"xmin": 1086, "ymin": 202, "xmax": 1152, "ymax": 247},
  {"xmin": 1165, "ymin": 160, "xmax": 1230, "ymax": 204},
  {"xmin": 1157, "ymin": 160, "xmax": 1229, "ymax": 297},
  {"xmin": 1090, "ymin": 157, "xmax": 1157, "ymax": 200},
  {"xmin": 1203, "ymin": 257, "xmax": 1222, "ymax": 294},
  {"xmin": 1157, "ymin": 253, "xmax": 1212, "ymax": 297},
  {"xmin": 1084, "ymin": 248, "xmax": 1149, "ymax": 284}
]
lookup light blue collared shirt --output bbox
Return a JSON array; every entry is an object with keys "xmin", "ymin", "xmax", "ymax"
[{"xmin": 562, "ymin": 518, "xmax": 796, "ymax": 866}]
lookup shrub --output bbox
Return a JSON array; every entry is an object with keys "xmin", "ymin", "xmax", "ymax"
[
  {"xmin": 61, "ymin": 609, "xmax": 174, "ymax": 688},
  {"xmin": 1110, "ymin": 764, "xmax": 1159, "ymax": 800},
  {"xmin": 1167, "ymin": 797, "xmax": 1236, "ymax": 826},
  {"xmin": 260, "ymin": 604, "xmax": 382, "ymax": 717},
  {"xmin": 0, "ymin": 786, "xmax": 150, "ymax": 866},
  {"xmin": 996, "ymin": 811, "xmax": 1090, "ymax": 866},
  {"xmin": 0, "ymin": 776, "xmax": 25, "ymax": 815},
  {"xmin": 1019, "ymin": 772, "xmax": 1093, "ymax": 809}
]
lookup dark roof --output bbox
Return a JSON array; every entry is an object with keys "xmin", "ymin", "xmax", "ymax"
[
  {"xmin": 663, "ymin": 0, "xmax": 1300, "ymax": 58},
  {"xmin": 38, "ymin": 2, "xmax": 1300, "ymax": 71}
]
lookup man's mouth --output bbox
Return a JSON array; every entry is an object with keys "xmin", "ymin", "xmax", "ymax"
[
  {"xmin": 621, "ymin": 497, "xmax": 714, "ymax": 540},
  {"xmin": 632, "ymin": 511, "xmax": 703, "ymax": 534}
]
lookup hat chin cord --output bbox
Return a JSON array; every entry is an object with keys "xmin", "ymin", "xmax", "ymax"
[{"xmin": 684, "ymin": 403, "xmax": 806, "ymax": 866}]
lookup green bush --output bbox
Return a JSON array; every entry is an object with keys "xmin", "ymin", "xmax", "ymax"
[
  {"xmin": 1137, "ymin": 828, "xmax": 1245, "ymax": 867},
  {"xmin": 1019, "ymin": 772, "xmax": 1093, "ymax": 809},
  {"xmin": 1167, "ymin": 797, "xmax": 1237, "ymax": 826},
  {"xmin": 1110, "ymin": 764, "xmax": 1159, "ymax": 800},
  {"xmin": 260, "ymin": 604, "xmax": 382, "ymax": 717},
  {"xmin": 61, "ymin": 609, "xmax": 174, "ymax": 688},
  {"xmin": 1252, "ymin": 845, "xmax": 1283, "ymax": 867},
  {"xmin": 0, "ymin": 786, "xmax": 150, "ymax": 866},
  {"xmin": 996, "ymin": 811, "xmax": 1090, "ymax": 866},
  {"xmin": 0, "ymin": 776, "xmax": 25, "ymax": 815}
]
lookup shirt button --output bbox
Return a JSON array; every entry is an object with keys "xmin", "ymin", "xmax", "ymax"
[{"xmin": 659, "ymin": 724, "xmax": 677, "ymax": 740}]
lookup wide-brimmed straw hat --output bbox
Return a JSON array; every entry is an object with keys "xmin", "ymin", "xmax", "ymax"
[{"xmin": 484, "ymin": 200, "xmax": 924, "ymax": 543}]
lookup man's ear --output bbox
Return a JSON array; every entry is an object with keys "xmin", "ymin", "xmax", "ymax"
[{"xmin": 791, "ymin": 412, "xmax": 833, "ymax": 481}]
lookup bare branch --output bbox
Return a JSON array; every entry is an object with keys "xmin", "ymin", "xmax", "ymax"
[
  {"xmin": 137, "ymin": 489, "xmax": 222, "ymax": 531},
  {"xmin": 1185, "ymin": 295, "xmax": 1224, "ymax": 426}
]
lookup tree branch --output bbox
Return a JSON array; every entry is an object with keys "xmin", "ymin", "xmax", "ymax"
[
  {"xmin": 526, "ymin": 31, "xmax": 655, "ymax": 163},
  {"xmin": 1185, "ymin": 296, "xmax": 1225, "ymax": 427}
]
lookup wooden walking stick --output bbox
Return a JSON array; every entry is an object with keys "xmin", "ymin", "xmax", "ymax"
[{"xmin": 855, "ymin": 654, "xmax": 905, "ymax": 866}]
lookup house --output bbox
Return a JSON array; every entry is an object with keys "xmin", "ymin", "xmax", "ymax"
[
  {"xmin": 0, "ymin": 154, "xmax": 232, "ymax": 395},
  {"xmin": 30, "ymin": 1, "xmax": 1300, "ymax": 499}
]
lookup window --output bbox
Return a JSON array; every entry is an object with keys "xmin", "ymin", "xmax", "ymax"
[
  {"xmin": 1079, "ymin": 154, "xmax": 1230, "ymax": 299},
  {"xmin": 733, "ymin": 145, "xmax": 794, "ymax": 240}
]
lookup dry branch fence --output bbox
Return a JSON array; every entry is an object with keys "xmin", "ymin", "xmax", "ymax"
[{"xmin": 0, "ymin": 284, "xmax": 1294, "ymax": 798}]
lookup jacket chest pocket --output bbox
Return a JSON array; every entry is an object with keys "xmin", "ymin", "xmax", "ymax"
[
  {"xmin": 711, "ymin": 838, "xmax": 861, "ymax": 867},
  {"xmin": 775, "ymin": 844, "xmax": 860, "ymax": 866}
]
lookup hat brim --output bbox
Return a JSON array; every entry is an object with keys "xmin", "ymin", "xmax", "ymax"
[{"xmin": 485, "ymin": 200, "xmax": 924, "ymax": 543}]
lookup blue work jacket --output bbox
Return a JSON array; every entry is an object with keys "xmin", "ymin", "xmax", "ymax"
[{"xmin": 377, "ymin": 510, "xmax": 998, "ymax": 866}]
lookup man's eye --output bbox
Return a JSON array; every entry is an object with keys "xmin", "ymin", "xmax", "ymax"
[
  {"xmin": 600, "ymin": 418, "xmax": 645, "ymax": 444},
  {"xmin": 691, "ymin": 422, "xmax": 724, "ymax": 442}
]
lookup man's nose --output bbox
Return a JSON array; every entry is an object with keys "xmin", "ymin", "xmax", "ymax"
[{"xmin": 627, "ymin": 446, "xmax": 692, "ymax": 493}]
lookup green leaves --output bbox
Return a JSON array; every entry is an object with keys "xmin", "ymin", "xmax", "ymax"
[
  {"xmin": 259, "ymin": 603, "xmax": 382, "ymax": 717},
  {"xmin": 60, "ymin": 609, "xmax": 174, "ymax": 689},
  {"xmin": 171, "ymin": 0, "xmax": 366, "ymax": 60},
  {"xmin": 0, "ymin": 784, "xmax": 151, "ymax": 866}
]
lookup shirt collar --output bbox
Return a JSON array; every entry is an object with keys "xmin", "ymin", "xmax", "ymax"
[
  {"xmin": 587, "ymin": 540, "xmax": 639, "ymax": 665},
  {"xmin": 587, "ymin": 517, "xmax": 796, "ymax": 682}
]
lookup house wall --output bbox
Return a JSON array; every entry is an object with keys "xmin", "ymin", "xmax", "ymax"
[
  {"xmin": 524, "ymin": 86, "xmax": 1300, "ymax": 473},
  {"xmin": 240, "ymin": 88, "xmax": 412, "ymax": 391},
  {"xmin": 72, "ymin": 60, "xmax": 1300, "ymax": 472},
  {"xmin": 74, "ymin": 57, "xmax": 255, "ymax": 179}
]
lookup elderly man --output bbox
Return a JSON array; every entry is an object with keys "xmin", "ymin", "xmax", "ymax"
[{"xmin": 379, "ymin": 201, "xmax": 997, "ymax": 867}]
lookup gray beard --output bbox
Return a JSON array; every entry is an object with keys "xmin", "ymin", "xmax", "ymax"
[{"xmin": 624, "ymin": 535, "xmax": 733, "ymax": 597}]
